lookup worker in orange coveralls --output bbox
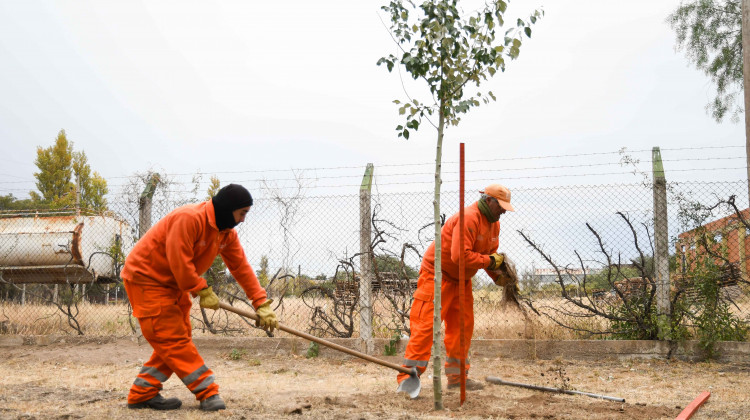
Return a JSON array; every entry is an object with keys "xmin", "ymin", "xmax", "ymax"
[
  {"xmin": 396, "ymin": 184, "xmax": 515, "ymax": 392},
  {"xmin": 122, "ymin": 184, "xmax": 278, "ymax": 411}
]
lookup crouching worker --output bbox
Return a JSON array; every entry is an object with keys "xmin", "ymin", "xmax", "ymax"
[
  {"xmin": 397, "ymin": 184, "xmax": 515, "ymax": 392},
  {"xmin": 122, "ymin": 184, "xmax": 278, "ymax": 411}
]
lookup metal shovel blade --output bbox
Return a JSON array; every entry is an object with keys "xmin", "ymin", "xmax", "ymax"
[{"xmin": 396, "ymin": 367, "xmax": 421, "ymax": 399}]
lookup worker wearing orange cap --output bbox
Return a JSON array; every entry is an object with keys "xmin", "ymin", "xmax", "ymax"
[
  {"xmin": 122, "ymin": 184, "xmax": 278, "ymax": 411},
  {"xmin": 396, "ymin": 184, "xmax": 515, "ymax": 392}
]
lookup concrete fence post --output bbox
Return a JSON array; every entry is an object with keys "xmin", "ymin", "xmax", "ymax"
[
  {"xmin": 652, "ymin": 147, "xmax": 671, "ymax": 340},
  {"xmin": 359, "ymin": 163, "xmax": 374, "ymax": 354},
  {"xmin": 133, "ymin": 173, "xmax": 160, "ymax": 340},
  {"xmin": 138, "ymin": 173, "xmax": 160, "ymax": 238}
]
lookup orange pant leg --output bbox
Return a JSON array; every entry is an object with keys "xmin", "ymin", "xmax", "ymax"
[
  {"xmin": 443, "ymin": 281, "xmax": 474, "ymax": 384},
  {"xmin": 125, "ymin": 280, "xmax": 220, "ymax": 404},
  {"xmin": 397, "ymin": 298, "xmax": 433, "ymax": 384},
  {"xmin": 397, "ymin": 274, "xmax": 474, "ymax": 385}
]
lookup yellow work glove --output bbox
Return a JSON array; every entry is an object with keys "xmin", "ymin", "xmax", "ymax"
[
  {"xmin": 197, "ymin": 286, "xmax": 219, "ymax": 310},
  {"xmin": 255, "ymin": 299, "xmax": 278, "ymax": 333},
  {"xmin": 487, "ymin": 252, "xmax": 505, "ymax": 270}
]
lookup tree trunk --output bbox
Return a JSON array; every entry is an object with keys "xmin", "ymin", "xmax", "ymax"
[
  {"xmin": 432, "ymin": 106, "xmax": 445, "ymax": 410},
  {"xmin": 743, "ymin": 0, "xmax": 750, "ymax": 208}
]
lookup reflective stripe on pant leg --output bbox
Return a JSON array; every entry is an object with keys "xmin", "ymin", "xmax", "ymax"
[
  {"xmin": 139, "ymin": 302, "xmax": 220, "ymax": 401},
  {"xmin": 128, "ymin": 352, "xmax": 171, "ymax": 404},
  {"xmin": 128, "ymin": 354, "xmax": 166, "ymax": 404},
  {"xmin": 397, "ymin": 298, "xmax": 434, "ymax": 384},
  {"xmin": 443, "ymin": 281, "xmax": 474, "ymax": 384},
  {"xmin": 128, "ymin": 349, "xmax": 176, "ymax": 404},
  {"xmin": 444, "ymin": 356, "xmax": 471, "ymax": 381},
  {"xmin": 181, "ymin": 364, "xmax": 217, "ymax": 397}
]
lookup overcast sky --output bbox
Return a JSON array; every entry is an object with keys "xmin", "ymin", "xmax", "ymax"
[{"xmin": 0, "ymin": 0, "xmax": 746, "ymax": 200}]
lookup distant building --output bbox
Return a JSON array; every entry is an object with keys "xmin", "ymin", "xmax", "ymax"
[
  {"xmin": 676, "ymin": 208, "xmax": 750, "ymax": 280},
  {"xmin": 532, "ymin": 267, "xmax": 591, "ymax": 285}
]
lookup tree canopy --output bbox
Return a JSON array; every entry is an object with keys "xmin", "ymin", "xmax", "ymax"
[
  {"xmin": 0, "ymin": 194, "xmax": 35, "ymax": 211},
  {"xmin": 206, "ymin": 175, "xmax": 221, "ymax": 200},
  {"xmin": 30, "ymin": 129, "xmax": 109, "ymax": 211},
  {"xmin": 668, "ymin": 0, "xmax": 743, "ymax": 122},
  {"xmin": 374, "ymin": 253, "xmax": 419, "ymax": 278},
  {"xmin": 378, "ymin": 0, "xmax": 541, "ymax": 138}
]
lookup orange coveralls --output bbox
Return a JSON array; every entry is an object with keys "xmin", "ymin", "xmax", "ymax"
[
  {"xmin": 122, "ymin": 200, "xmax": 267, "ymax": 404},
  {"xmin": 397, "ymin": 201, "xmax": 499, "ymax": 385}
]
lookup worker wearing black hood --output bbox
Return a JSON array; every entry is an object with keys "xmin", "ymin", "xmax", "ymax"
[
  {"xmin": 212, "ymin": 183, "xmax": 254, "ymax": 230},
  {"xmin": 121, "ymin": 183, "xmax": 277, "ymax": 412}
]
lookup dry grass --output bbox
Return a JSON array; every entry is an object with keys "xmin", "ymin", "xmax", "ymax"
[{"xmin": 2, "ymin": 289, "xmax": 749, "ymax": 341}]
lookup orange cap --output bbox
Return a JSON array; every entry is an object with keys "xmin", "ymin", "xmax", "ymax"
[{"xmin": 480, "ymin": 184, "xmax": 515, "ymax": 212}]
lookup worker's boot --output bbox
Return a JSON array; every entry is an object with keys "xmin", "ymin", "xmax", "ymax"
[
  {"xmin": 127, "ymin": 393, "xmax": 182, "ymax": 410},
  {"xmin": 199, "ymin": 394, "xmax": 226, "ymax": 411},
  {"xmin": 447, "ymin": 378, "xmax": 485, "ymax": 390}
]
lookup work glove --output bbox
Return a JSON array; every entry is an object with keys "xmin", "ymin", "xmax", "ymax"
[
  {"xmin": 491, "ymin": 254, "xmax": 517, "ymax": 287},
  {"xmin": 197, "ymin": 286, "xmax": 220, "ymax": 310},
  {"xmin": 487, "ymin": 252, "xmax": 505, "ymax": 270},
  {"xmin": 255, "ymin": 299, "xmax": 279, "ymax": 333}
]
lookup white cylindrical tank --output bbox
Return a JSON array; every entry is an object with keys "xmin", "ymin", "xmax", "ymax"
[{"xmin": 0, "ymin": 214, "xmax": 133, "ymax": 284}]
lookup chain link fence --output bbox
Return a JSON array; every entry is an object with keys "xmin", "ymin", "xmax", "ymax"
[{"xmin": 1, "ymin": 178, "xmax": 749, "ymax": 343}]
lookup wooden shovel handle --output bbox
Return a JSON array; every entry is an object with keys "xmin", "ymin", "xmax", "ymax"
[{"xmin": 218, "ymin": 301, "xmax": 411, "ymax": 375}]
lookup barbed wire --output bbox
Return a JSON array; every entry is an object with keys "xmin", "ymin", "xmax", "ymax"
[
  {"xmin": 15, "ymin": 167, "xmax": 727, "ymax": 195},
  {"xmin": 1, "ymin": 158, "xmax": 745, "ymax": 189},
  {"xmin": 2, "ymin": 170, "xmax": 747, "ymax": 195},
  {"xmin": 1, "ymin": 145, "xmax": 743, "ymax": 186}
]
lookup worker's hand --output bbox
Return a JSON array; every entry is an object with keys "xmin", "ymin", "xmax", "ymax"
[
  {"xmin": 197, "ymin": 286, "xmax": 220, "ymax": 310},
  {"xmin": 255, "ymin": 299, "xmax": 278, "ymax": 333},
  {"xmin": 487, "ymin": 252, "xmax": 505, "ymax": 270}
]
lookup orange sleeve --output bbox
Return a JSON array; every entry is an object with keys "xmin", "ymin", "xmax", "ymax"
[
  {"xmin": 484, "ymin": 223, "xmax": 501, "ymax": 282},
  {"xmin": 164, "ymin": 213, "xmax": 209, "ymax": 294},
  {"xmin": 450, "ymin": 212, "xmax": 491, "ymax": 270},
  {"xmin": 220, "ymin": 230, "xmax": 268, "ymax": 309}
]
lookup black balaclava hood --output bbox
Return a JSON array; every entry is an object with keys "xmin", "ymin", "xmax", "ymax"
[{"xmin": 211, "ymin": 184, "xmax": 253, "ymax": 230}]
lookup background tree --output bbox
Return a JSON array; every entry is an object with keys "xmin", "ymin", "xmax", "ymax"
[
  {"xmin": 206, "ymin": 175, "xmax": 221, "ymax": 200},
  {"xmin": 31, "ymin": 130, "xmax": 74, "ymax": 207},
  {"xmin": 378, "ymin": 0, "xmax": 541, "ymax": 407},
  {"xmin": 668, "ymin": 0, "xmax": 742, "ymax": 122},
  {"xmin": 0, "ymin": 194, "xmax": 35, "ymax": 211},
  {"xmin": 258, "ymin": 255, "xmax": 270, "ymax": 288},
  {"xmin": 204, "ymin": 176, "xmax": 227, "ymax": 288},
  {"xmin": 30, "ymin": 129, "xmax": 108, "ymax": 211},
  {"xmin": 374, "ymin": 253, "xmax": 419, "ymax": 278},
  {"xmin": 72, "ymin": 150, "xmax": 108, "ymax": 211}
]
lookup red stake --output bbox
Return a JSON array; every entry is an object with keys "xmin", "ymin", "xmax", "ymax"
[
  {"xmin": 458, "ymin": 142, "xmax": 466, "ymax": 405},
  {"xmin": 675, "ymin": 391, "xmax": 710, "ymax": 420}
]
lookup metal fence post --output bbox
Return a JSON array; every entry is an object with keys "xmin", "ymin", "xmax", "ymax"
[
  {"xmin": 652, "ymin": 147, "xmax": 671, "ymax": 340},
  {"xmin": 359, "ymin": 163, "xmax": 374, "ymax": 354}
]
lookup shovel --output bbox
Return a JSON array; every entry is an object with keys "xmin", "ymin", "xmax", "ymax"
[
  {"xmin": 218, "ymin": 301, "xmax": 421, "ymax": 399},
  {"xmin": 486, "ymin": 376, "xmax": 625, "ymax": 402}
]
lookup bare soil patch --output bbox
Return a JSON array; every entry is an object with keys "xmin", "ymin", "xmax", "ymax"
[{"xmin": 0, "ymin": 336, "xmax": 748, "ymax": 419}]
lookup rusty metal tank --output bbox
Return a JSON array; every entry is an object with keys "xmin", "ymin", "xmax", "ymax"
[{"xmin": 0, "ymin": 212, "xmax": 133, "ymax": 284}]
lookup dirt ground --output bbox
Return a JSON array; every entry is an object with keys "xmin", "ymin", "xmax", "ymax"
[{"xmin": 0, "ymin": 336, "xmax": 748, "ymax": 420}]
